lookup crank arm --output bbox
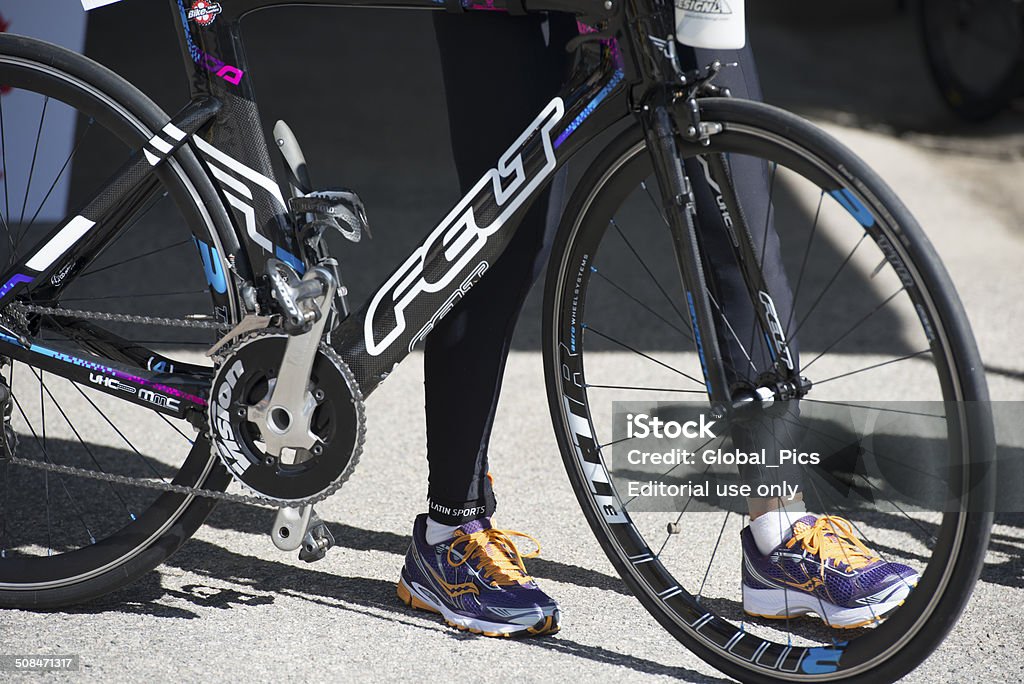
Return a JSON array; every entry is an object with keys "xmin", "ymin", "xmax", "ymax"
[
  {"xmin": 270, "ymin": 504, "xmax": 335, "ymax": 562},
  {"xmin": 247, "ymin": 263, "xmax": 336, "ymax": 456},
  {"xmin": 271, "ymin": 504, "xmax": 314, "ymax": 551}
]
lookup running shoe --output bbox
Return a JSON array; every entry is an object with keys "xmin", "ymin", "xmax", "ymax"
[
  {"xmin": 741, "ymin": 515, "xmax": 920, "ymax": 628},
  {"xmin": 396, "ymin": 514, "xmax": 560, "ymax": 637}
]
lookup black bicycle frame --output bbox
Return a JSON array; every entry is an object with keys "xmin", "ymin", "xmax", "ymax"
[
  {"xmin": 0, "ymin": 0, "xmax": 792, "ymax": 423},
  {"xmin": 166, "ymin": 0, "xmax": 642, "ymax": 398}
]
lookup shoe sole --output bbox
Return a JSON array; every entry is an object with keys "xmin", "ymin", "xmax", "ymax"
[
  {"xmin": 396, "ymin": 578, "xmax": 560, "ymax": 638},
  {"xmin": 743, "ymin": 581, "xmax": 916, "ymax": 629}
]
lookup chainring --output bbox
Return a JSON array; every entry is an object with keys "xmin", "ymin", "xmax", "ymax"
[{"xmin": 209, "ymin": 330, "xmax": 365, "ymax": 506}]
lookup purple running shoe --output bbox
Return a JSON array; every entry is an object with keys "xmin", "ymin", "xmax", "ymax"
[{"xmin": 397, "ymin": 514, "xmax": 560, "ymax": 637}]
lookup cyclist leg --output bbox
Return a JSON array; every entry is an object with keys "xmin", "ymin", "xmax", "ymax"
[
  {"xmin": 395, "ymin": 11, "xmax": 574, "ymax": 638},
  {"xmin": 423, "ymin": 10, "xmax": 575, "ymax": 528}
]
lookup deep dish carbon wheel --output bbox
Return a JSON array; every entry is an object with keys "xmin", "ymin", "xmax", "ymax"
[
  {"xmin": 920, "ymin": 0, "xmax": 1024, "ymax": 121},
  {"xmin": 0, "ymin": 34, "xmax": 237, "ymax": 608},
  {"xmin": 543, "ymin": 98, "xmax": 994, "ymax": 682}
]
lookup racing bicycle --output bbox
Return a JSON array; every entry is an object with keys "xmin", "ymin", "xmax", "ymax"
[{"xmin": 0, "ymin": 0, "xmax": 995, "ymax": 681}]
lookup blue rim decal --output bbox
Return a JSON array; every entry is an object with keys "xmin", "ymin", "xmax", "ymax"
[
  {"xmin": 829, "ymin": 188, "xmax": 874, "ymax": 228},
  {"xmin": 193, "ymin": 237, "xmax": 228, "ymax": 294}
]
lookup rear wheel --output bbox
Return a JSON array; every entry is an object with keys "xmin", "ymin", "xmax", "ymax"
[
  {"xmin": 920, "ymin": 0, "xmax": 1024, "ymax": 121},
  {"xmin": 0, "ymin": 34, "xmax": 238, "ymax": 607},
  {"xmin": 544, "ymin": 98, "xmax": 994, "ymax": 681}
]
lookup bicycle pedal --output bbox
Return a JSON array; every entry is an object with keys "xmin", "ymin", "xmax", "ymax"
[
  {"xmin": 298, "ymin": 521, "xmax": 335, "ymax": 563},
  {"xmin": 289, "ymin": 189, "xmax": 369, "ymax": 244}
]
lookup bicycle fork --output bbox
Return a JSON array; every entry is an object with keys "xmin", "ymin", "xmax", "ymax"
[
  {"xmin": 643, "ymin": 105, "xmax": 733, "ymax": 416},
  {"xmin": 641, "ymin": 103, "xmax": 809, "ymax": 420}
]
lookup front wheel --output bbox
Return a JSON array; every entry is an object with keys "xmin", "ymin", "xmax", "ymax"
[{"xmin": 543, "ymin": 98, "xmax": 994, "ymax": 682}]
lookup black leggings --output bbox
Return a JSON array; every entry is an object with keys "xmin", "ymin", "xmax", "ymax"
[{"xmin": 425, "ymin": 13, "xmax": 796, "ymax": 525}]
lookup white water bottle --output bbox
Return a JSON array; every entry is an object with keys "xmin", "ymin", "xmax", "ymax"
[{"xmin": 674, "ymin": 0, "xmax": 746, "ymax": 50}]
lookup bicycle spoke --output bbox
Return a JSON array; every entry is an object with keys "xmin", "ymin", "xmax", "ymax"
[
  {"xmin": 785, "ymin": 191, "xmax": 824, "ymax": 338},
  {"xmin": 33, "ymin": 368, "xmax": 135, "ymax": 520},
  {"xmin": 707, "ymin": 291, "xmax": 758, "ymax": 376},
  {"xmin": 800, "ymin": 287, "xmax": 906, "ymax": 373},
  {"xmin": 790, "ymin": 234, "xmax": 869, "ymax": 343},
  {"xmin": 610, "ymin": 218, "xmax": 690, "ymax": 328},
  {"xmin": 696, "ymin": 510, "xmax": 730, "ymax": 601},
  {"xmin": 17, "ymin": 118, "xmax": 95, "ymax": 243},
  {"xmin": 757, "ymin": 162, "xmax": 778, "ymax": 274},
  {"xmin": 11, "ymin": 393, "xmax": 96, "ymax": 545},
  {"xmin": 590, "ymin": 267, "xmax": 693, "ymax": 340},
  {"xmin": 16, "ymin": 96, "xmax": 49, "ymax": 229},
  {"xmin": 1, "ymin": 90, "xmax": 9, "ymax": 243},
  {"xmin": 799, "ymin": 397, "xmax": 946, "ymax": 419},
  {"xmin": 0, "ymin": 121, "xmax": 13, "ymax": 262},
  {"xmin": 746, "ymin": 162, "xmax": 779, "ymax": 362},
  {"xmin": 583, "ymin": 324, "xmax": 707, "ymax": 388},
  {"xmin": 597, "ymin": 434, "xmax": 636, "ymax": 450},
  {"xmin": 157, "ymin": 412, "xmax": 197, "ymax": 445},
  {"xmin": 586, "ymin": 383, "xmax": 705, "ymax": 394},
  {"xmin": 79, "ymin": 238, "xmax": 192, "ymax": 278},
  {"xmin": 69, "ymin": 379, "xmax": 168, "ymax": 482},
  {"xmin": 76, "ymin": 186, "xmax": 173, "ymax": 268},
  {"xmin": 40, "ymin": 370, "xmax": 50, "ymax": 556},
  {"xmin": 812, "ymin": 350, "xmax": 933, "ymax": 387}
]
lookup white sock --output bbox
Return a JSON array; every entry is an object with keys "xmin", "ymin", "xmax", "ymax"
[
  {"xmin": 425, "ymin": 517, "xmax": 461, "ymax": 546},
  {"xmin": 749, "ymin": 503, "xmax": 809, "ymax": 556}
]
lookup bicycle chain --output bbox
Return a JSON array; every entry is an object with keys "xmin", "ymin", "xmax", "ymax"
[
  {"xmin": 13, "ymin": 302, "xmax": 231, "ymax": 331},
  {"xmin": 0, "ymin": 302, "xmax": 362, "ymax": 509},
  {"xmin": 4, "ymin": 455, "xmax": 282, "ymax": 508}
]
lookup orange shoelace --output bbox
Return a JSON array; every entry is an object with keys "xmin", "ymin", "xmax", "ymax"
[
  {"xmin": 785, "ymin": 515, "xmax": 880, "ymax": 576},
  {"xmin": 447, "ymin": 528, "xmax": 541, "ymax": 587}
]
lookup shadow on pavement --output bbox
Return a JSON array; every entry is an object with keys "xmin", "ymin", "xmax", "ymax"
[
  {"xmin": 59, "ymin": 536, "xmax": 730, "ymax": 683},
  {"xmin": 203, "ymin": 501, "xmax": 632, "ymax": 596}
]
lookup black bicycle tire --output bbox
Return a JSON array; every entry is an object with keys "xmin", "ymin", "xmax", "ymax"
[
  {"xmin": 542, "ymin": 97, "xmax": 995, "ymax": 682},
  {"xmin": 0, "ymin": 33, "xmax": 236, "ymax": 609},
  {"xmin": 919, "ymin": 0, "xmax": 1024, "ymax": 122}
]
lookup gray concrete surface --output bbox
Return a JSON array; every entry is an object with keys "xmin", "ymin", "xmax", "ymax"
[{"xmin": 1, "ymin": 1, "xmax": 1023, "ymax": 682}]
